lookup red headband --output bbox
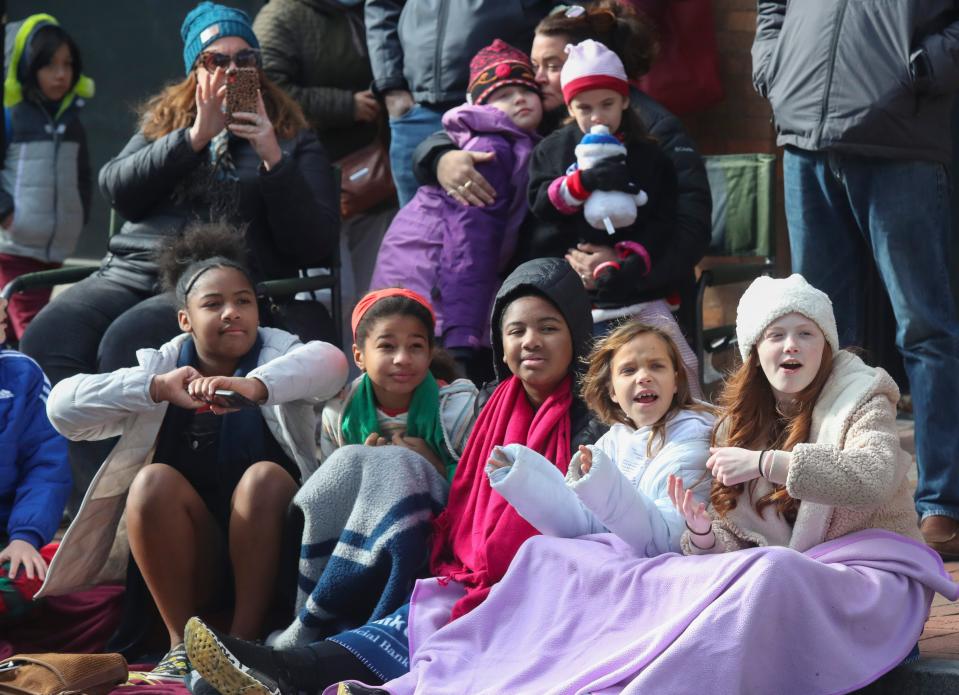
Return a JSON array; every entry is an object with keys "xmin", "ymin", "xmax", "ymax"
[{"xmin": 351, "ymin": 288, "xmax": 436, "ymax": 341}]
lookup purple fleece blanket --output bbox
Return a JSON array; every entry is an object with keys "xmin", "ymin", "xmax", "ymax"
[{"xmin": 328, "ymin": 530, "xmax": 957, "ymax": 695}]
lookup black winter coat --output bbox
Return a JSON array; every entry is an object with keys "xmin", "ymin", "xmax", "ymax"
[
  {"xmin": 527, "ymin": 122, "xmax": 680, "ymax": 309},
  {"xmin": 98, "ymin": 127, "xmax": 339, "ymax": 293}
]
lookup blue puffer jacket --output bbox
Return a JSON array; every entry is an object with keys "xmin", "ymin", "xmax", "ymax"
[{"xmin": 0, "ymin": 349, "xmax": 70, "ymax": 548}]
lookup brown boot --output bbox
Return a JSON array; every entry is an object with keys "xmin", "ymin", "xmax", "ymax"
[{"xmin": 920, "ymin": 515, "xmax": 959, "ymax": 560}]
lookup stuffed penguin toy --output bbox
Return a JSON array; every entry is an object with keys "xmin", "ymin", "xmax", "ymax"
[{"xmin": 574, "ymin": 125, "xmax": 648, "ymax": 235}]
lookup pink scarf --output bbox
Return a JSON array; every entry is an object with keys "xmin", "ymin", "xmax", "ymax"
[{"xmin": 430, "ymin": 374, "xmax": 572, "ymax": 620}]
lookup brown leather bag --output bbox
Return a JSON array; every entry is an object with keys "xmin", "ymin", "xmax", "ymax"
[
  {"xmin": 336, "ymin": 134, "xmax": 397, "ymax": 220},
  {"xmin": 0, "ymin": 653, "xmax": 128, "ymax": 695}
]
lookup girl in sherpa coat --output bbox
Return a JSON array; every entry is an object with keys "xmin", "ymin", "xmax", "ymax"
[
  {"xmin": 487, "ymin": 319, "xmax": 713, "ymax": 556},
  {"xmin": 43, "ymin": 224, "xmax": 349, "ymax": 678},
  {"xmin": 0, "ymin": 14, "xmax": 92, "ymax": 339},
  {"xmin": 370, "ymin": 40, "xmax": 544, "ymax": 386}
]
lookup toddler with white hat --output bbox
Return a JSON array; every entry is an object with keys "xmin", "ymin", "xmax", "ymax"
[{"xmin": 527, "ymin": 38, "xmax": 700, "ymax": 394}]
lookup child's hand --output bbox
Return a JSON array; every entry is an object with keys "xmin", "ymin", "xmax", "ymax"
[
  {"xmin": 486, "ymin": 445, "xmax": 512, "ymax": 470},
  {"xmin": 187, "ymin": 376, "xmax": 267, "ymax": 414},
  {"xmin": 363, "ymin": 432, "xmax": 391, "ymax": 447},
  {"xmin": 707, "ymin": 447, "xmax": 763, "ymax": 486},
  {"xmin": 151, "ymin": 366, "xmax": 204, "ymax": 408},
  {"xmin": 0, "ymin": 539, "xmax": 47, "ymax": 581},
  {"xmin": 392, "ymin": 433, "xmax": 446, "ymax": 477},
  {"xmin": 667, "ymin": 474, "xmax": 712, "ymax": 536},
  {"xmin": 578, "ymin": 445, "xmax": 593, "ymax": 474}
]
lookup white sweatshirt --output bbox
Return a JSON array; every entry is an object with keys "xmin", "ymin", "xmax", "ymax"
[{"xmin": 487, "ymin": 408, "xmax": 714, "ymax": 556}]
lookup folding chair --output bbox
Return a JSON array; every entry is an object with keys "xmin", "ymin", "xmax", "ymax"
[{"xmin": 692, "ymin": 153, "xmax": 778, "ymax": 387}]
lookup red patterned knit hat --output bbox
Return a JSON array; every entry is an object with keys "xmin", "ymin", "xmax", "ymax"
[{"xmin": 467, "ymin": 39, "xmax": 540, "ymax": 106}]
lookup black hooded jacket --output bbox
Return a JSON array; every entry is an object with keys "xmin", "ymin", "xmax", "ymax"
[{"xmin": 478, "ymin": 257, "xmax": 607, "ymax": 452}]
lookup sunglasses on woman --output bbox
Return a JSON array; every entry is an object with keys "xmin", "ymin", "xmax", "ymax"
[{"xmin": 196, "ymin": 48, "xmax": 261, "ymax": 72}]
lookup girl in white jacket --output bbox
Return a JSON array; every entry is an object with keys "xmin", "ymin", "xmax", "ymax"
[
  {"xmin": 44, "ymin": 224, "xmax": 349, "ymax": 678},
  {"xmin": 487, "ymin": 319, "xmax": 714, "ymax": 556}
]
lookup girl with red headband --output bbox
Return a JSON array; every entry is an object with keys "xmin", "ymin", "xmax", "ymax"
[{"xmin": 319, "ymin": 287, "xmax": 478, "ymax": 477}]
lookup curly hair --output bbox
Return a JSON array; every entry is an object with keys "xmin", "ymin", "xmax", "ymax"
[
  {"xmin": 536, "ymin": 1, "xmax": 659, "ymax": 80},
  {"xmin": 581, "ymin": 320, "xmax": 713, "ymax": 457},
  {"xmin": 156, "ymin": 220, "xmax": 250, "ymax": 305},
  {"xmin": 710, "ymin": 344, "xmax": 835, "ymax": 524},
  {"xmin": 137, "ymin": 69, "xmax": 308, "ymax": 141}
]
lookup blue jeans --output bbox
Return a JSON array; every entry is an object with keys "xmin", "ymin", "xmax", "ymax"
[
  {"xmin": 784, "ymin": 148, "xmax": 959, "ymax": 520},
  {"xmin": 389, "ymin": 104, "xmax": 445, "ymax": 206}
]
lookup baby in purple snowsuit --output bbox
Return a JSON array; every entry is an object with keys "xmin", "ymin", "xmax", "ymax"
[{"xmin": 370, "ymin": 40, "xmax": 543, "ymax": 383}]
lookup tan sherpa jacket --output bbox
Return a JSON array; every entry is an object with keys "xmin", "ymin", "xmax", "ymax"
[{"xmin": 682, "ymin": 351, "xmax": 921, "ymax": 555}]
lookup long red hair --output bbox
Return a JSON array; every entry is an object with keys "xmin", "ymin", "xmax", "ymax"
[{"xmin": 710, "ymin": 343, "xmax": 834, "ymax": 523}]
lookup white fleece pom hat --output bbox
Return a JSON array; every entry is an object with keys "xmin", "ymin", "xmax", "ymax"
[{"xmin": 735, "ymin": 274, "xmax": 839, "ymax": 360}]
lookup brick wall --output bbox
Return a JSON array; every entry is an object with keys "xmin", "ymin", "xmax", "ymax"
[
  {"xmin": 681, "ymin": 0, "xmax": 776, "ymax": 157},
  {"xmin": 671, "ymin": 0, "xmax": 789, "ymax": 344}
]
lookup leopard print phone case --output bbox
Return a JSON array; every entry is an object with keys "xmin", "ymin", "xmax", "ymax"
[{"xmin": 225, "ymin": 67, "xmax": 259, "ymax": 125}]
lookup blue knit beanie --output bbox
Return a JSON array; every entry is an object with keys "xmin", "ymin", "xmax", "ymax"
[{"xmin": 180, "ymin": 2, "xmax": 259, "ymax": 75}]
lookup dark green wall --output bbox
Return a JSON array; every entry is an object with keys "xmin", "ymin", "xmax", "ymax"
[{"xmin": 8, "ymin": 0, "xmax": 264, "ymax": 259}]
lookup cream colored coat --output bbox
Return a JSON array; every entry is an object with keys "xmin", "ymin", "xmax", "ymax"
[{"xmin": 682, "ymin": 351, "xmax": 920, "ymax": 555}]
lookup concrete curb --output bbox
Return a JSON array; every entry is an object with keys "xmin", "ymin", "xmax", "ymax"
[{"xmin": 855, "ymin": 658, "xmax": 959, "ymax": 694}]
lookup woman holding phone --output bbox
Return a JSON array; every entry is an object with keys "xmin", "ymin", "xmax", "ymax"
[{"xmin": 20, "ymin": 2, "xmax": 339, "ymax": 517}]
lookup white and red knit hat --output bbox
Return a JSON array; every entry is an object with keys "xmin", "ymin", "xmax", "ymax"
[{"xmin": 560, "ymin": 39, "xmax": 629, "ymax": 104}]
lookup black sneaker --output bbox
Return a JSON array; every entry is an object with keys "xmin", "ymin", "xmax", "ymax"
[{"xmin": 184, "ymin": 617, "xmax": 287, "ymax": 695}]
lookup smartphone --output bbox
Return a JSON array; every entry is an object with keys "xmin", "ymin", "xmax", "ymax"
[
  {"xmin": 212, "ymin": 389, "xmax": 259, "ymax": 409},
  {"xmin": 225, "ymin": 67, "xmax": 259, "ymax": 125}
]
